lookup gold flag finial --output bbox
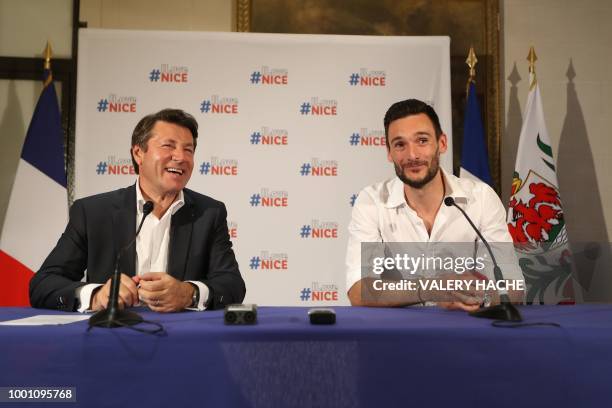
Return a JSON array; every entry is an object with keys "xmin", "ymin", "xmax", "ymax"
[
  {"xmin": 527, "ymin": 46, "xmax": 537, "ymax": 74},
  {"xmin": 43, "ymin": 41, "xmax": 53, "ymax": 70},
  {"xmin": 527, "ymin": 46, "xmax": 537, "ymax": 90},
  {"xmin": 466, "ymin": 46, "xmax": 478, "ymax": 95},
  {"xmin": 466, "ymin": 46, "xmax": 478, "ymax": 80}
]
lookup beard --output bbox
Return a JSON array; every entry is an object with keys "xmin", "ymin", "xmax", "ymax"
[{"xmin": 394, "ymin": 149, "xmax": 440, "ymax": 189}]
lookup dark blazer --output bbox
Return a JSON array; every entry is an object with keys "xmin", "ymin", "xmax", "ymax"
[{"xmin": 29, "ymin": 184, "xmax": 245, "ymax": 311}]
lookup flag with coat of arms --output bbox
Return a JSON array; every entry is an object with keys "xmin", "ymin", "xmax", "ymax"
[{"xmin": 506, "ymin": 48, "xmax": 576, "ymax": 304}]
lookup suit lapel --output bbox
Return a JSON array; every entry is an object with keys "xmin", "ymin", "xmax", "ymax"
[
  {"xmin": 168, "ymin": 192, "xmax": 194, "ymax": 280},
  {"xmin": 112, "ymin": 184, "xmax": 137, "ymax": 277}
]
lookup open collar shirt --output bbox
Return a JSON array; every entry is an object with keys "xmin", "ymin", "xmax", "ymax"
[{"xmin": 345, "ymin": 168, "xmax": 523, "ymax": 291}]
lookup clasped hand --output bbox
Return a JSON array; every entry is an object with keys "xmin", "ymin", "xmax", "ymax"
[
  {"xmin": 424, "ymin": 271, "xmax": 491, "ymax": 312},
  {"xmin": 91, "ymin": 272, "xmax": 194, "ymax": 313}
]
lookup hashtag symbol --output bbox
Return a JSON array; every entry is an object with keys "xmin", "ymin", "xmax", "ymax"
[
  {"xmin": 149, "ymin": 69, "xmax": 161, "ymax": 82},
  {"xmin": 349, "ymin": 73, "xmax": 360, "ymax": 86},
  {"xmin": 350, "ymin": 194, "xmax": 357, "ymax": 207},
  {"xmin": 300, "ymin": 288, "xmax": 311, "ymax": 301},
  {"xmin": 249, "ymin": 256, "xmax": 261, "ymax": 270},
  {"xmin": 349, "ymin": 133, "xmax": 360, "ymax": 146},
  {"xmin": 250, "ymin": 71, "xmax": 261, "ymax": 84},
  {"xmin": 300, "ymin": 225, "xmax": 312, "ymax": 238},
  {"xmin": 299, "ymin": 163, "xmax": 311, "ymax": 176},
  {"xmin": 199, "ymin": 162, "xmax": 211, "ymax": 175},
  {"xmin": 200, "ymin": 100, "xmax": 211, "ymax": 113},
  {"xmin": 97, "ymin": 99, "xmax": 108, "ymax": 112},
  {"xmin": 250, "ymin": 194, "xmax": 261, "ymax": 207},
  {"xmin": 250, "ymin": 132, "xmax": 261, "ymax": 145},
  {"xmin": 299, "ymin": 102, "xmax": 311, "ymax": 115},
  {"xmin": 96, "ymin": 161, "xmax": 107, "ymax": 175}
]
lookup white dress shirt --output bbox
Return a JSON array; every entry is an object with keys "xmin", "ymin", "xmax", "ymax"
[
  {"xmin": 345, "ymin": 168, "xmax": 524, "ymax": 292},
  {"xmin": 135, "ymin": 181, "xmax": 184, "ymax": 276},
  {"xmin": 76, "ymin": 179, "xmax": 209, "ymax": 312}
]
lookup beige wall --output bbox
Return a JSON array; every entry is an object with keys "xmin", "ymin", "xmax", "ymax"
[
  {"xmin": 503, "ymin": 0, "xmax": 612, "ymax": 300},
  {"xmin": 0, "ymin": 0, "xmax": 73, "ymax": 58},
  {"xmin": 0, "ymin": 0, "xmax": 72, "ymax": 231},
  {"xmin": 80, "ymin": 0, "xmax": 234, "ymax": 31}
]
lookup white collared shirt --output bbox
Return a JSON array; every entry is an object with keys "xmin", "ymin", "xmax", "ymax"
[
  {"xmin": 345, "ymin": 168, "xmax": 524, "ymax": 291},
  {"xmin": 77, "ymin": 179, "xmax": 208, "ymax": 312},
  {"xmin": 135, "ymin": 178, "xmax": 184, "ymax": 276}
]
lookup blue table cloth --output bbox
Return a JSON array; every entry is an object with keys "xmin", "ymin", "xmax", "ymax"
[{"xmin": 1, "ymin": 305, "xmax": 611, "ymax": 407}]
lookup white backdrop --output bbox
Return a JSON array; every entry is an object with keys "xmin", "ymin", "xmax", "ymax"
[{"xmin": 75, "ymin": 29, "xmax": 452, "ymax": 306}]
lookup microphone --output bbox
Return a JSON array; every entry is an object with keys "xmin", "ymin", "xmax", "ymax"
[
  {"xmin": 444, "ymin": 197, "xmax": 522, "ymax": 321},
  {"xmin": 89, "ymin": 200, "xmax": 154, "ymax": 328}
]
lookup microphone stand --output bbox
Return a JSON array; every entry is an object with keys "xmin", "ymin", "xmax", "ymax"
[
  {"xmin": 89, "ymin": 201, "xmax": 154, "ymax": 328},
  {"xmin": 444, "ymin": 197, "xmax": 522, "ymax": 322}
]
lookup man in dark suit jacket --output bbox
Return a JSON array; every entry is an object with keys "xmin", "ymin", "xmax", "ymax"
[{"xmin": 30, "ymin": 108, "xmax": 245, "ymax": 312}]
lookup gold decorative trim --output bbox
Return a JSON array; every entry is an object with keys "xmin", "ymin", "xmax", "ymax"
[
  {"xmin": 485, "ymin": 0, "xmax": 502, "ymax": 192},
  {"xmin": 236, "ymin": 0, "xmax": 251, "ymax": 32}
]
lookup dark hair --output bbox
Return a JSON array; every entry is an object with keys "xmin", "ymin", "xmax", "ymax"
[
  {"xmin": 130, "ymin": 108, "xmax": 198, "ymax": 174},
  {"xmin": 383, "ymin": 99, "xmax": 443, "ymax": 148}
]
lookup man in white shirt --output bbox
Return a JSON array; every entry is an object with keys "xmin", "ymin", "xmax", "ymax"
[
  {"xmin": 346, "ymin": 99, "xmax": 524, "ymax": 310},
  {"xmin": 30, "ymin": 109, "xmax": 245, "ymax": 312}
]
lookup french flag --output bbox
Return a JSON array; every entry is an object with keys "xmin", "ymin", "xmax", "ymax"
[
  {"xmin": 460, "ymin": 81, "xmax": 493, "ymax": 186},
  {"xmin": 0, "ymin": 68, "xmax": 68, "ymax": 306}
]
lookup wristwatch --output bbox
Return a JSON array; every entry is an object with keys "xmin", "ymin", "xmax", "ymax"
[
  {"xmin": 189, "ymin": 283, "xmax": 200, "ymax": 308},
  {"xmin": 482, "ymin": 292, "xmax": 492, "ymax": 308}
]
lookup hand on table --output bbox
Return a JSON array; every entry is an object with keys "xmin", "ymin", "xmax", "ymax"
[
  {"xmin": 432, "ymin": 271, "xmax": 486, "ymax": 312},
  {"xmin": 138, "ymin": 272, "xmax": 194, "ymax": 313},
  {"xmin": 91, "ymin": 274, "xmax": 140, "ymax": 311}
]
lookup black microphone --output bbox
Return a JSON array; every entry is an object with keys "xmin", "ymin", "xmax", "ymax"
[
  {"xmin": 444, "ymin": 197, "xmax": 522, "ymax": 322},
  {"xmin": 89, "ymin": 200, "xmax": 154, "ymax": 328}
]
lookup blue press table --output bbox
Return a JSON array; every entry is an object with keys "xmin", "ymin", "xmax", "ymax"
[{"xmin": 1, "ymin": 305, "xmax": 611, "ymax": 408}]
